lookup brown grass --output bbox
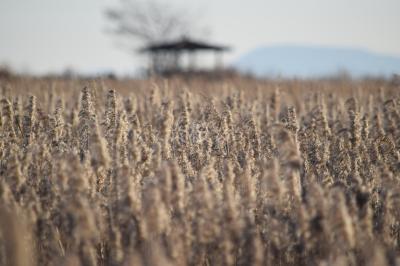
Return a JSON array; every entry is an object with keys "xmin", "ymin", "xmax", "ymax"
[{"xmin": 0, "ymin": 76, "xmax": 400, "ymax": 266}]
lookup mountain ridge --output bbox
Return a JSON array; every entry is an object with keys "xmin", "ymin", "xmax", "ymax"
[{"xmin": 233, "ymin": 45, "xmax": 400, "ymax": 78}]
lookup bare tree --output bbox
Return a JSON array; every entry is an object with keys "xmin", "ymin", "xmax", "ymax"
[{"xmin": 105, "ymin": 0, "xmax": 202, "ymax": 47}]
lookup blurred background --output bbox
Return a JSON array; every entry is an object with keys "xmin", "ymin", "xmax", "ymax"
[{"xmin": 0, "ymin": 0, "xmax": 399, "ymax": 78}]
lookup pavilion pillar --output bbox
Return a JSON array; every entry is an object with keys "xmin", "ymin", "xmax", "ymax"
[
  {"xmin": 215, "ymin": 51, "xmax": 223, "ymax": 70},
  {"xmin": 149, "ymin": 53, "xmax": 157, "ymax": 75},
  {"xmin": 189, "ymin": 51, "xmax": 197, "ymax": 71},
  {"xmin": 173, "ymin": 51, "xmax": 182, "ymax": 71}
]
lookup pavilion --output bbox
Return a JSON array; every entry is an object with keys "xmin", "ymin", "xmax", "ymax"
[{"xmin": 139, "ymin": 37, "xmax": 231, "ymax": 76}]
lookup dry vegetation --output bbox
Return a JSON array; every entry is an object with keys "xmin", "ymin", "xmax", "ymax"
[{"xmin": 0, "ymin": 77, "xmax": 400, "ymax": 266}]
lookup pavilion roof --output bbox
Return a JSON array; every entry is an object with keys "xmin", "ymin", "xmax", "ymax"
[{"xmin": 140, "ymin": 37, "xmax": 230, "ymax": 53}]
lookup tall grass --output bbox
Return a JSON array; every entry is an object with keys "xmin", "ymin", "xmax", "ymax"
[{"xmin": 0, "ymin": 77, "xmax": 400, "ymax": 265}]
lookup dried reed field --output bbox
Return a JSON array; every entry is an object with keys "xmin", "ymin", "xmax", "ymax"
[{"xmin": 0, "ymin": 77, "xmax": 400, "ymax": 266}]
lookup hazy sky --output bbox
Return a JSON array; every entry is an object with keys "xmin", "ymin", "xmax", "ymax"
[{"xmin": 1, "ymin": 0, "xmax": 399, "ymax": 75}]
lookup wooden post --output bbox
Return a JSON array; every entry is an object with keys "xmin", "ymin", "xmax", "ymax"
[
  {"xmin": 189, "ymin": 51, "xmax": 197, "ymax": 71},
  {"xmin": 215, "ymin": 51, "xmax": 223, "ymax": 70}
]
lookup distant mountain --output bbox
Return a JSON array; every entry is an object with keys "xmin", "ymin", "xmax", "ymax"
[{"xmin": 233, "ymin": 45, "xmax": 400, "ymax": 78}]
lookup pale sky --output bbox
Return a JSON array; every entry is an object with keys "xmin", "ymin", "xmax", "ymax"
[{"xmin": 0, "ymin": 0, "xmax": 399, "ymax": 75}]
